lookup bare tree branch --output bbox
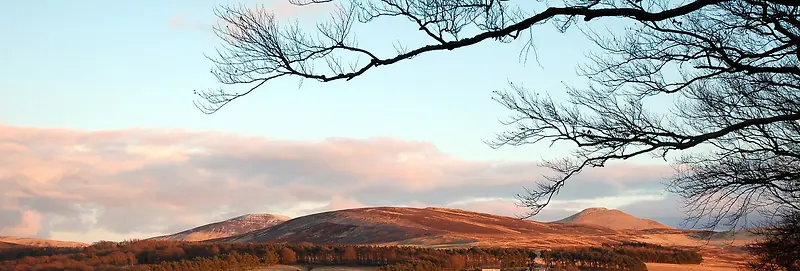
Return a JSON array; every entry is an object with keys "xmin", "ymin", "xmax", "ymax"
[
  {"xmin": 195, "ymin": 0, "xmax": 740, "ymax": 114},
  {"xmin": 745, "ymin": 209, "xmax": 800, "ymax": 270},
  {"xmin": 195, "ymin": 0, "xmax": 799, "ymax": 234}
]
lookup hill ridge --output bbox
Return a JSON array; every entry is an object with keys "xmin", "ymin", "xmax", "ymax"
[
  {"xmin": 149, "ymin": 213, "xmax": 290, "ymax": 242},
  {"xmin": 212, "ymin": 206, "xmax": 620, "ymax": 248},
  {"xmin": 0, "ymin": 236, "xmax": 88, "ymax": 248},
  {"xmin": 556, "ymin": 207, "xmax": 673, "ymax": 231}
]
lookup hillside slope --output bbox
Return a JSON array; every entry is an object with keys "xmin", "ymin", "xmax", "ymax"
[
  {"xmin": 0, "ymin": 236, "xmax": 88, "ymax": 247},
  {"xmin": 556, "ymin": 207, "xmax": 673, "ymax": 231},
  {"xmin": 213, "ymin": 207, "xmax": 620, "ymax": 248},
  {"xmin": 0, "ymin": 241, "xmax": 22, "ymax": 248},
  {"xmin": 150, "ymin": 213, "xmax": 290, "ymax": 242}
]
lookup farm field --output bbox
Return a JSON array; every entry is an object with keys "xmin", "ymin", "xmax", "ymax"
[
  {"xmin": 252, "ymin": 265, "xmax": 377, "ymax": 271},
  {"xmin": 646, "ymin": 263, "xmax": 741, "ymax": 271}
]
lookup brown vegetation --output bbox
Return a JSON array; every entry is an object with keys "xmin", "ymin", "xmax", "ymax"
[
  {"xmin": 0, "ymin": 243, "xmax": 20, "ymax": 249},
  {"xmin": 0, "ymin": 237, "xmax": 711, "ymax": 271},
  {"xmin": 214, "ymin": 207, "xmax": 619, "ymax": 246},
  {"xmin": 207, "ymin": 206, "xmax": 753, "ymax": 266},
  {"xmin": 744, "ymin": 210, "xmax": 800, "ymax": 270}
]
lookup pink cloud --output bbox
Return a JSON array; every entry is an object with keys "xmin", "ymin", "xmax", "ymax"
[
  {"xmin": 169, "ymin": 14, "xmax": 184, "ymax": 27},
  {"xmin": 0, "ymin": 210, "xmax": 43, "ymax": 237},
  {"xmin": 0, "ymin": 123, "xmax": 677, "ymax": 242}
]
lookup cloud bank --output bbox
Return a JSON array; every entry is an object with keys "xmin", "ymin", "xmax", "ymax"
[{"xmin": 0, "ymin": 124, "xmax": 682, "ymax": 243}]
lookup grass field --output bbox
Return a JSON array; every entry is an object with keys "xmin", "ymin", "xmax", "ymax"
[
  {"xmin": 252, "ymin": 265, "xmax": 378, "ymax": 271},
  {"xmin": 646, "ymin": 263, "xmax": 741, "ymax": 271},
  {"xmin": 256, "ymin": 264, "xmax": 743, "ymax": 271}
]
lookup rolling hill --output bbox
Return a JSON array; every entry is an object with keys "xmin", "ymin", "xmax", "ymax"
[
  {"xmin": 212, "ymin": 207, "xmax": 622, "ymax": 248},
  {"xmin": 0, "ymin": 236, "xmax": 88, "ymax": 248},
  {"xmin": 0, "ymin": 241, "xmax": 21, "ymax": 249},
  {"xmin": 555, "ymin": 207, "xmax": 674, "ymax": 231},
  {"xmin": 150, "ymin": 213, "xmax": 290, "ymax": 242},
  {"xmin": 203, "ymin": 206, "xmax": 752, "ymax": 268}
]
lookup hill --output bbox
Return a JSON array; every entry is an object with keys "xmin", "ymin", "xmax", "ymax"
[
  {"xmin": 0, "ymin": 241, "xmax": 22, "ymax": 249},
  {"xmin": 149, "ymin": 213, "xmax": 290, "ymax": 242},
  {"xmin": 0, "ymin": 236, "xmax": 88, "ymax": 247},
  {"xmin": 213, "ymin": 207, "xmax": 621, "ymax": 248},
  {"xmin": 556, "ymin": 207, "xmax": 674, "ymax": 231}
]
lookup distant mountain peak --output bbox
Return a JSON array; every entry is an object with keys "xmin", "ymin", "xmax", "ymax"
[
  {"xmin": 148, "ymin": 213, "xmax": 290, "ymax": 242},
  {"xmin": 230, "ymin": 213, "xmax": 291, "ymax": 222},
  {"xmin": 556, "ymin": 207, "xmax": 673, "ymax": 231}
]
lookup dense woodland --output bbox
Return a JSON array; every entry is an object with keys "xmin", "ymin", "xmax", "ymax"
[
  {"xmin": 603, "ymin": 242, "xmax": 703, "ymax": 264},
  {"xmin": 0, "ymin": 240, "xmax": 702, "ymax": 271},
  {"xmin": 539, "ymin": 242, "xmax": 703, "ymax": 271}
]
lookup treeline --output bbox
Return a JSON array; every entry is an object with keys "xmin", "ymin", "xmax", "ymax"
[
  {"xmin": 604, "ymin": 242, "xmax": 703, "ymax": 264},
  {"xmin": 541, "ymin": 247, "xmax": 647, "ymax": 271},
  {"xmin": 0, "ymin": 240, "xmax": 533, "ymax": 271},
  {"xmin": 539, "ymin": 242, "xmax": 703, "ymax": 271},
  {"xmin": 376, "ymin": 247, "xmax": 535, "ymax": 271},
  {"xmin": 141, "ymin": 251, "xmax": 262, "ymax": 271},
  {"xmin": 0, "ymin": 239, "xmax": 703, "ymax": 271}
]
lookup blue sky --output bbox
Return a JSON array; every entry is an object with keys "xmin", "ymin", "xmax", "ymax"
[
  {"xmin": 0, "ymin": 0, "xmax": 689, "ymax": 243},
  {"xmin": 0, "ymin": 0, "xmax": 603, "ymax": 162}
]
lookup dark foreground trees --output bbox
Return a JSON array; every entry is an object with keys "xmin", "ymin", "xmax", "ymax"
[
  {"xmin": 196, "ymin": 0, "xmax": 798, "ymax": 237},
  {"xmin": 745, "ymin": 209, "xmax": 800, "ymax": 271}
]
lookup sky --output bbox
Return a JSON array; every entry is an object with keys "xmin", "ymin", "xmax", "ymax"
[{"xmin": 1, "ymin": 0, "xmax": 693, "ymax": 243}]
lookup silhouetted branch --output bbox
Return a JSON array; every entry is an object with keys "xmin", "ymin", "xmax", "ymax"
[
  {"xmin": 745, "ymin": 209, "xmax": 800, "ymax": 270},
  {"xmin": 195, "ymin": 0, "xmax": 732, "ymax": 114}
]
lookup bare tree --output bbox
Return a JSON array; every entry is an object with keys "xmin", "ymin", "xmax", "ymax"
[
  {"xmin": 196, "ymin": 0, "xmax": 799, "ymax": 230},
  {"xmin": 745, "ymin": 208, "xmax": 800, "ymax": 271}
]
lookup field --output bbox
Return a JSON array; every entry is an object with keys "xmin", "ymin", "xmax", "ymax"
[
  {"xmin": 252, "ymin": 265, "xmax": 377, "ymax": 271},
  {"xmin": 253, "ymin": 263, "xmax": 743, "ymax": 271},
  {"xmin": 250, "ymin": 260, "xmax": 745, "ymax": 271},
  {"xmin": 646, "ymin": 263, "xmax": 742, "ymax": 271},
  {"xmin": 250, "ymin": 261, "xmax": 745, "ymax": 271},
  {"xmin": 252, "ymin": 263, "xmax": 743, "ymax": 271},
  {"xmin": 632, "ymin": 230, "xmax": 755, "ymax": 270}
]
